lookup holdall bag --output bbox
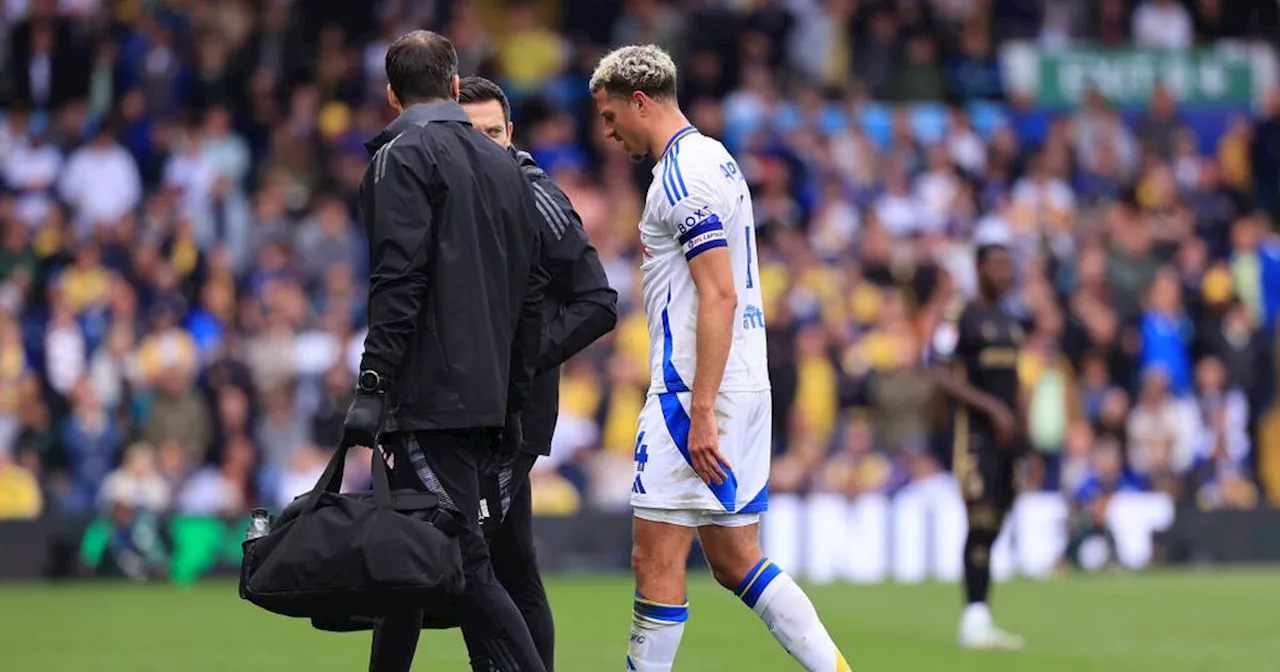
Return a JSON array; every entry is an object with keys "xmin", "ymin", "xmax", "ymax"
[
  {"xmin": 307, "ymin": 432, "xmax": 522, "ymax": 633},
  {"xmin": 239, "ymin": 439, "xmax": 467, "ymax": 620}
]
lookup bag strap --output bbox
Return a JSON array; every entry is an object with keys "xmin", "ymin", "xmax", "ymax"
[
  {"xmin": 370, "ymin": 439, "xmax": 394, "ymax": 509},
  {"xmin": 302, "ymin": 439, "xmax": 354, "ymax": 512},
  {"xmin": 427, "ymin": 507, "xmax": 468, "ymax": 538}
]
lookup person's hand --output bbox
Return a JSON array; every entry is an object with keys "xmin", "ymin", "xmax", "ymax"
[
  {"xmin": 990, "ymin": 404, "xmax": 1017, "ymax": 449},
  {"xmin": 688, "ymin": 406, "xmax": 732, "ymax": 485},
  {"xmin": 342, "ymin": 394, "xmax": 385, "ymax": 449}
]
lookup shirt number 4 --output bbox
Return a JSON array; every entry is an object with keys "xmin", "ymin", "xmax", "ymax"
[{"xmin": 632, "ymin": 431, "xmax": 649, "ymax": 494}]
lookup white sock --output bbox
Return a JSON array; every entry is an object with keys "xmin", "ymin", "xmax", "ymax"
[
  {"xmin": 962, "ymin": 602, "xmax": 992, "ymax": 632},
  {"xmin": 735, "ymin": 558, "xmax": 851, "ymax": 672},
  {"xmin": 626, "ymin": 593, "xmax": 688, "ymax": 671}
]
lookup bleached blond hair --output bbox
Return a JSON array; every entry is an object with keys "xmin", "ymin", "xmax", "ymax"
[{"xmin": 588, "ymin": 44, "xmax": 678, "ymax": 100}]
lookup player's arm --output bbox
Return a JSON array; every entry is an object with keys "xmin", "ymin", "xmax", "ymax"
[
  {"xmin": 927, "ymin": 317, "xmax": 1016, "ymax": 444},
  {"xmin": 359, "ymin": 139, "xmax": 432, "ymax": 381},
  {"xmin": 676, "ymin": 177, "xmax": 736, "ymax": 485},
  {"xmin": 528, "ymin": 178, "xmax": 619, "ymax": 373},
  {"xmin": 689, "ymin": 246, "xmax": 737, "ymax": 412}
]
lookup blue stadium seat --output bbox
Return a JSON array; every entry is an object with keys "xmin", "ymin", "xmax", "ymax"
[
  {"xmin": 909, "ymin": 103, "xmax": 949, "ymax": 145},
  {"xmin": 857, "ymin": 103, "xmax": 893, "ymax": 149},
  {"xmin": 967, "ymin": 101, "xmax": 1011, "ymax": 138}
]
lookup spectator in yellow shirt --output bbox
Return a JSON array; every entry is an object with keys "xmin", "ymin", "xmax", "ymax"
[
  {"xmin": 59, "ymin": 241, "xmax": 112, "ymax": 314},
  {"xmin": 0, "ymin": 452, "xmax": 42, "ymax": 520},
  {"xmin": 135, "ymin": 303, "xmax": 198, "ymax": 385},
  {"xmin": 495, "ymin": 2, "xmax": 565, "ymax": 94},
  {"xmin": 794, "ymin": 325, "xmax": 838, "ymax": 443}
]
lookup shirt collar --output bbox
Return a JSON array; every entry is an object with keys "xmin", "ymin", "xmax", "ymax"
[
  {"xmin": 659, "ymin": 125, "xmax": 698, "ymax": 161},
  {"xmin": 650, "ymin": 125, "xmax": 700, "ymax": 177},
  {"xmin": 364, "ymin": 101, "xmax": 472, "ymax": 156}
]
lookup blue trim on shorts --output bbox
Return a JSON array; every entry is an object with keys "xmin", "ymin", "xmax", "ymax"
[
  {"xmin": 739, "ymin": 484, "xmax": 769, "ymax": 513},
  {"xmin": 658, "ymin": 391, "xmax": 738, "ymax": 511}
]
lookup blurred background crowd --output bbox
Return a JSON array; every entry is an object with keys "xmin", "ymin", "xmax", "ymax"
[{"xmin": 3, "ymin": 0, "xmax": 1280, "ymax": 534}]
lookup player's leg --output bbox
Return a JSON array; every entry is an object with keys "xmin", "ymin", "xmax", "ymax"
[
  {"xmin": 699, "ymin": 521, "xmax": 851, "ymax": 671},
  {"xmin": 488, "ymin": 452, "xmax": 556, "ymax": 670},
  {"xmin": 625, "ymin": 393, "xmax": 702, "ymax": 671},
  {"xmin": 369, "ymin": 607, "xmax": 423, "ymax": 672},
  {"xmin": 387, "ymin": 431, "xmax": 547, "ymax": 672},
  {"xmin": 627, "ymin": 512, "xmax": 697, "ymax": 671},
  {"xmin": 695, "ymin": 388, "xmax": 849, "ymax": 670},
  {"xmin": 957, "ymin": 434, "xmax": 1022, "ymax": 650}
]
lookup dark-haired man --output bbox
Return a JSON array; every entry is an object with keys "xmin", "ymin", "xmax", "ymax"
[
  {"xmin": 458, "ymin": 75, "xmax": 618, "ymax": 671},
  {"xmin": 928, "ymin": 226, "xmax": 1026, "ymax": 650},
  {"xmin": 341, "ymin": 30, "xmax": 549, "ymax": 672}
]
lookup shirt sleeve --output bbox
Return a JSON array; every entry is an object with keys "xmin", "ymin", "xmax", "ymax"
[
  {"xmin": 359, "ymin": 137, "xmax": 432, "ymax": 378},
  {"xmin": 528, "ymin": 176, "xmax": 618, "ymax": 373},
  {"xmin": 664, "ymin": 162, "xmax": 730, "ymax": 262}
]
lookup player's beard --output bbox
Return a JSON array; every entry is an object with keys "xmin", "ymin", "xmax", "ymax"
[{"xmin": 629, "ymin": 152, "xmax": 646, "ymax": 163}]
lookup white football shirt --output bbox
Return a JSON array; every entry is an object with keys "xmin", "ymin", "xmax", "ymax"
[{"xmin": 638, "ymin": 126, "xmax": 770, "ymax": 395}]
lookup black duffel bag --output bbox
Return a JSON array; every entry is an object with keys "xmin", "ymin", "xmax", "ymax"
[{"xmin": 239, "ymin": 439, "xmax": 467, "ymax": 620}]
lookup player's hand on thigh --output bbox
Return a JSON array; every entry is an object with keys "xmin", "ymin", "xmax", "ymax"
[{"xmin": 689, "ymin": 406, "xmax": 732, "ymax": 485}]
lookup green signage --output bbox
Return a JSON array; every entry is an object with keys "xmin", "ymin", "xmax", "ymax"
[
  {"xmin": 81, "ymin": 514, "xmax": 251, "ymax": 585},
  {"xmin": 1036, "ymin": 48, "xmax": 1253, "ymax": 107}
]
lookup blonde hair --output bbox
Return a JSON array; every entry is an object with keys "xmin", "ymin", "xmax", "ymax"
[{"xmin": 589, "ymin": 44, "xmax": 678, "ymax": 99}]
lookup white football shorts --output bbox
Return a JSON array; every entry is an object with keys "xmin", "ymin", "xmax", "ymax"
[{"xmin": 629, "ymin": 389, "xmax": 772, "ymax": 525}]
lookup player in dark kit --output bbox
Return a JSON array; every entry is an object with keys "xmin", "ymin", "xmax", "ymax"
[{"xmin": 928, "ymin": 232, "xmax": 1025, "ymax": 651}]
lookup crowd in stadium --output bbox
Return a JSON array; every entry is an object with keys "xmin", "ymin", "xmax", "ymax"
[{"xmin": 2, "ymin": 0, "xmax": 1280, "ymax": 528}]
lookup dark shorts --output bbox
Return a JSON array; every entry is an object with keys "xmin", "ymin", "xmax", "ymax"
[{"xmin": 952, "ymin": 429, "xmax": 1018, "ymax": 511}]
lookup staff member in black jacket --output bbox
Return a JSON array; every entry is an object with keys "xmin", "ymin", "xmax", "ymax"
[
  {"xmin": 342, "ymin": 31, "xmax": 549, "ymax": 672},
  {"xmin": 458, "ymin": 76, "xmax": 619, "ymax": 671}
]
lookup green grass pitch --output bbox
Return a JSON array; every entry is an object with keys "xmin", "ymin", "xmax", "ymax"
[{"xmin": 3, "ymin": 570, "xmax": 1279, "ymax": 671}]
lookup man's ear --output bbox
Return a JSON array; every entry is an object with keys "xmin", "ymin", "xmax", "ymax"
[
  {"xmin": 506, "ymin": 122, "xmax": 515, "ymax": 144},
  {"xmin": 386, "ymin": 83, "xmax": 402, "ymax": 113},
  {"xmin": 450, "ymin": 75, "xmax": 461, "ymax": 101}
]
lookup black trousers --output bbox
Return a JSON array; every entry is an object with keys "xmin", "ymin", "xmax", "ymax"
[
  {"xmin": 370, "ymin": 430, "xmax": 546, "ymax": 672},
  {"xmin": 479, "ymin": 452, "xmax": 555, "ymax": 671}
]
